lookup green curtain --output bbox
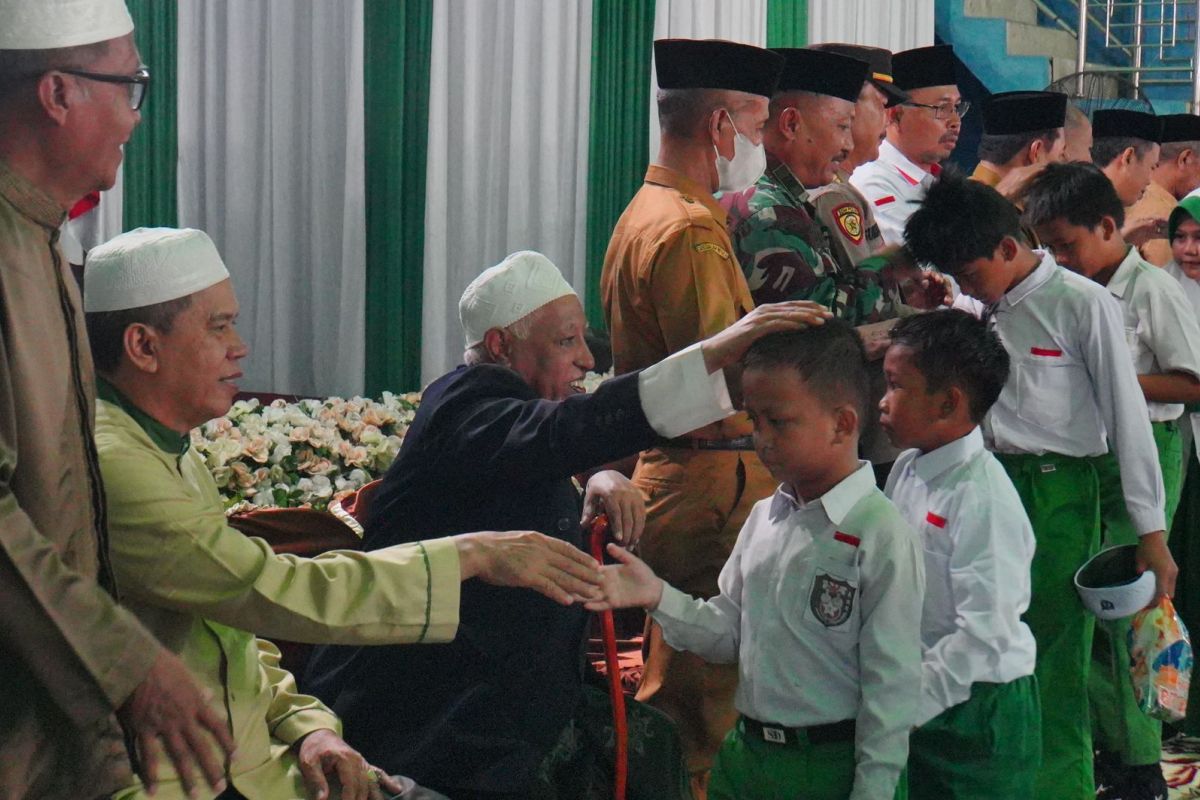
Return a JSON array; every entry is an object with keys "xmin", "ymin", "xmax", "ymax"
[
  {"xmin": 583, "ymin": 0, "xmax": 656, "ymax": 332},
  {"xmin": 364, "ymin": 0, "xmax": 434, "ymax": 394},
  {"xmin": 767, "ymin": 0, "xmax": 808, "ymax": 48},
  {"xmin": 122, "ymin": 0, "xmax": 177, "ymax": 230}
]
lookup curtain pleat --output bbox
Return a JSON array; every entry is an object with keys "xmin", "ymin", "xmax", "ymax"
[
  {"xmin": 584, "ymin": 0, "xmax": 655, "ymax": 332},
  {"xmin": 122, "ymin": 0, "xmax": 176, "ymax": 230},
  {"xmin": 364, "ymin": 0, "xmax": 433, "ymax": 394},
  {"xmin": 767, "ymin": 0, "xmax": 808, "ymax": 48}
]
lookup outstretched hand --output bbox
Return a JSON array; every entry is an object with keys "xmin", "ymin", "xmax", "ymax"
[
  {"xmin": 455, "ymin": 530, "xmax": 602, "ymax": 605},
  {"xmin": 1122, "ymin": 216, "xmax": 1168, "ymax": 248},
  {"xmin": 584, "ymin": 543, "xmax": 664, "ymax": 612},
  {"xmin": 700, "ymin": 301, "xmax": 832, "ymax": 374}
]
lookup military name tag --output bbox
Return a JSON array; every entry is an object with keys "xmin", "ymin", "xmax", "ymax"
[{"xmin": 833, "ymin": 203, "xmax": 864, "ymax": 245}]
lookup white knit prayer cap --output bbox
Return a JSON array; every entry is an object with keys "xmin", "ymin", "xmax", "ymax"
[
  {"xmin": 0, "ymin": 0, "xmax": 134, "ymax": 50},
  {"xmin": 459, "ymin": 251, "xmax": 578, "ymax": 347},
  {"xmin": 84, "ymin": 228, "xmax": 230, "ymax": 313}
]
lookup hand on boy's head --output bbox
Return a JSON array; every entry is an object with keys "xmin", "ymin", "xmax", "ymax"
[
  {"xmin": 700, "ymin": 301, "xmax": 833, "ymax": 375},
  {"xmin": 904, "ymin": 270, "xmax": 954, "ymax": 310},
  {"xmin": 1135, "ymin": 531, "xmax": 1178, "ymax": 600},
  {"xmin": 583, "ymin": 543, "xmax": 665, "ymax": 612},
  {"xmin": 1121, "ymin": 215, "xmax": 1168, "ymax": 248}
]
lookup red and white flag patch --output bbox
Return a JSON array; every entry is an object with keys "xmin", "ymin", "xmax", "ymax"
[
  {"xmin": 925, "ymin": 511, "xmax": 947, "ymax": 529},
  {"xmin": 834, "ymin": 531, "xmax": 861, "ymax": 547},
  {"xmin": 1030, "ymin": 347, "xmax": 1063, "ymax": 357},
  {"xmin": 874, "ymin": 195, "xmax": 896, "ymax": 207}
]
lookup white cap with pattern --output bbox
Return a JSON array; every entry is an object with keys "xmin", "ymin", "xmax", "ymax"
[
  {"xmin": 84, "ymin": 228, "xmax": 230, "ymax": 313},
  {"xmin": 0, "ymin": 0, "xmax": 134, "ymax": 50},
  {"xmin": 459, "ymin": 251, "xmax": 577, "ymax": 347}
]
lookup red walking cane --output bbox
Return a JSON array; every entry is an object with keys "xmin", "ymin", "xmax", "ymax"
[{"xmin": 589, "ymin": 513, "xmax": 628, "ymax": 800}]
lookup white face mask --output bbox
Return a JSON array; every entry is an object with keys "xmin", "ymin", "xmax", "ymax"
[{"xmin": 714, "ymin": 109, "xmax": 767, "ymax": 193}]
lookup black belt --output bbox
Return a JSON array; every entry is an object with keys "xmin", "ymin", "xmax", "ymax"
[
  {"xmin": 655, "ymin": 435, "xmax": 756, "ymax": 451},
  {"xmin": 741, "ymin": 715, "xmax": 856, "ymax": 746}
]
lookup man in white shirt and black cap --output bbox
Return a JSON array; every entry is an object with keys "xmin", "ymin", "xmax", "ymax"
[
  {"xmin": 850, "ymin": 45, "xmax": 965, "ymax": 245},
  {"xmin": 0, "ymin": 2, "xmax": 234, "ymax": 797}
]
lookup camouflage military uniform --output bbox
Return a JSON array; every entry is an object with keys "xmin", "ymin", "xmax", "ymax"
[{"xmin": 723, "ymin": 160, "xmax": 898, "ymax": 324}]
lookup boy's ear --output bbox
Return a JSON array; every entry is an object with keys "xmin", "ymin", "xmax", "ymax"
[
  {"xmin": 832, "ymin": 403, "xmax": 859, "ymax": 444},
  {"xmin": 1099, "ymin": 215, "xmax": 1119, "ymax": 240},
  {"xmin": 998, "ymin": 235, "xmax": 1020, "ymax": 262},
  {"xmin": 940, "ymin": 386, "xmax": 968, "ymax": 421}
]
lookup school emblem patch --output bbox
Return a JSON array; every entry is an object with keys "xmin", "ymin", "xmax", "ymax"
[
  {"xmin": 833, "ymin": 203, "xmax": 864, "ymax": 245},
  {"xmin": 810, "ymin": 573, "xmax": 856, "ymax": 627}
]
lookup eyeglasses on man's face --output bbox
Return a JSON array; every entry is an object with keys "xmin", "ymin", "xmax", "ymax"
[
  {"xmin": 906, "ymin": 99, "xmax": 970, "ymax": 121},
  {"xmin": 54, "ymin": 66, "xmax": 151, "ymax": 111}
]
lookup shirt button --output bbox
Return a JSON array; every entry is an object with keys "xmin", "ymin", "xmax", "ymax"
[{"xmin": 557, "ymin": 518, "xmax": 572, "ymax": 531}]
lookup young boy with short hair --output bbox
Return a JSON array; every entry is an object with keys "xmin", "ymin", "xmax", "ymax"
[
  {"xmin": 904, "ymin": 174, "xmax": 1171, "ymax": 800},
  {"xmin": 879, "ymin": 310, "xmax": 1040, "ymax": 799},
  {"xmin": 1022, "ymin": 160, "xmax": 1200, "ymax": 797},
  {"xmin": 587, "ymin": 320, "xmax": 924, "ymax": 800}
]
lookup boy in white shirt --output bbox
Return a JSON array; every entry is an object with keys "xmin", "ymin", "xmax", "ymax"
[
  {"xmin": 586, "ymin": 320, "xmax": 924, "ymax": 800},
  {"xmin": 904, "ymin": 174, "xmax": 1173, "ymax": 800},
  {"xmin": 879, "ymin": 309, "xmax": 1040, "ymax": 799},
  {"xmin": 1023, "ymin": 162, "xmax": 1200, "ymax": 798}
]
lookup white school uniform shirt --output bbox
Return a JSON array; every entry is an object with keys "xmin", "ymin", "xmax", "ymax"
[
  {"xmin": 651, "ymin": 462, "xmax": 924, "ymax": 800},
  {"xmin": 884, "ymin": 428, "xmax": 1037, "ymax": 727},
  {"xmin": 983, "ymin": 250, "xmax": 1167, "ymax": 535},
  {"xmin": 1105, "ymin": 247, "xmax": 1200, "ymax": 422},
  {"xmin": 1165, "ymin": 260, "xmax": 1200, "ymax": 463},
  {"xmin": 848, "ymin": 140, "xmax": 938, "ymax": 246}
]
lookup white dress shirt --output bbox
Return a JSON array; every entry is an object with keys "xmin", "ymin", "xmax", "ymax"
[
  {"xmin": 1165, "ymin": 260, "xmax": 1200, "ymax": 464},
  {"xmin": 849, "ymin": 140, "xmax": 938, "ymax": 246},
  {"xmin": 652, "ymin": 462, "xmax": 924, "ymax": 800},
  {"xmin": 983, "ymin": 250, "xmax": 1167, "ymax": 535},
  {"xmin": 637, "ymin": 341, "xmax": 733, "ymax": 438},
  {"xmin": 885, "ymin": 428, "xmax": 1037, "ymax": 727},
  {"xmin": 1106, "ymin": 247, "xmax": 1200, "ymax": 422}
]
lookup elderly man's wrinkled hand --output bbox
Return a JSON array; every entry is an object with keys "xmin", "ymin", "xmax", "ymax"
[
  {"xmin": 901, "ymin": 269, "xmax": 954, "ymax": 310},
  {"xmin": 700, "ymin": 301, "xmax": 832, "ymax": 374},
  {"xmin": 118, "ymin": 649, "xmax": 236, "ymax": 799},
  {"xmin": 581, "ymin": 469, "xmax": 645, "ymax": 546},
  {"xmin": 1123, "ymin": 216, "xmax": 1168, "ymax": 247},
  {"xmin": 295, "ymin": 728, "xmax": 376, "ymax": 800},
  {"xmin": 455, "ymin": 530, "xmax": 602, "ymax": 605}
]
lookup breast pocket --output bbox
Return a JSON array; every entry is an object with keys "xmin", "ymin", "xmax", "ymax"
[
  {"xmin": 801, "ymin": 551, "xmax": 861, "ymax": 635},
  {"xmin": 1015, "ymin": 352, "xmax": 1080, "ymax": 429}
]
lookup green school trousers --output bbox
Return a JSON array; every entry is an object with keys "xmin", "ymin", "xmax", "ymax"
[
  {"xmin": 996, "ymin": 451, "xmax": 1101, "ymax": 800},
  {"xmin": 1090, "ymin": 419, "xmax": 1181, "ymax": 765},
  {"xmin": 907, "ymin": 676, "xmax": 1041, "ymax": 800},
  {"xmin": 708, "ymin": 719, "xmax": 906, "ymax": 800}
]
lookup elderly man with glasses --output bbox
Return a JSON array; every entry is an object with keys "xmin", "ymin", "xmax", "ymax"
[
  {"xmin": 0, "ymin": 1, "xmax": 240, "ymax": 799},
  {"xmin": 850, "ymin": 45, "xmax": 966, "ymax": 245}
]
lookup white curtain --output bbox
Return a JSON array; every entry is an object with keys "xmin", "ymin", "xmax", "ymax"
[
  {"xmin": 176, "ymin": 0, "xmax": 366, "ymax": 398},
  {"xmin": 648, "ymin": 0, "xmax": 769, "ymax": 164},
  {"xmin": 807, "ymin": 0, "xmax": 935, "ymax": 52},
  {"xmin": 421, "ymin": 0, "xmax": 594, "ymax": 383}
]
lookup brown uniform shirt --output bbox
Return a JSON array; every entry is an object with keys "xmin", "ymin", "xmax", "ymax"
[
  {"xmin": 1129, "ymin": 180, "xmax": 1177, "ymax": 266},
  {"xmin": 602, "ymin": 165, "xmax": 753, "ymax": 440},
  {"xmin": 0, "ymin": 160, "xmax": 159, "ymax": 798}
]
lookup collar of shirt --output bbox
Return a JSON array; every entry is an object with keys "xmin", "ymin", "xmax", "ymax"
[
  {"xmin": 907, "ymin": 427, "xmax": 985, "ymax": 484},
  {"xmin": 970, "ymin": 163, "xmax": 1001, "ymax": 187},
  {"xmin": 763, "ymin": 157, "xmax": 812, "ymax": 207},
  {"xmin": 96, "ymin": 375, "xmax": 191, "ymax": 458},
  {"xmin": 1105, "ymin": 245, "xmax": 1144, "ymax": 302},
  {"xmin": 644, "ymin": 164, "xmax": 727, "ymax": 227},
  {"xmin": 768, "ymin": 461, "xmax": 877, "ymax": 524},
  {"xmin": 0, "ymin": 159, "xmax": 66, "ymax": 231},
  {"xmin": 877, "ymin": 140, "xmax": 934, "ymax": 188},
  {"xmin": 1000, "ymin": 249, "xmax": 1057, "ymax": 310}
]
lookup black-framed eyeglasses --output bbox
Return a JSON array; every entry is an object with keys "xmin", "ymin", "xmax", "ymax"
[
  {"xmin": 906, "ymin": 99, "xmax": 970, "ymax": 121},
  {"xmin": 56, "ymin": 66, "xmax": 151, "ymax": 111}
]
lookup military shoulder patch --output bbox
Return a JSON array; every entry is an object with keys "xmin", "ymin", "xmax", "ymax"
[
  {"xmin": 832, "ymin": 203, "xmax": 864, "ymax": 245},
  {"xmin": 694, "ymin": 241, "xmax": 730, "ymax": 259}
]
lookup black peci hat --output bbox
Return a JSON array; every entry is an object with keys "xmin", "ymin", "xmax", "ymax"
[
  {"xmin": 1092, "ymin": 109, "xmax": 1162, "ymax": 142},
  {"xmin": 772, "ymin": 48, "xmax": 871, "ymax": 103},
  {"xmin": 1158, "ymin": 113, "xmax": 1200, "ymax": 143},
  {"xmin": 982, "ymin": 91, "xmax": 1068, "ymax": 135},
  {"xmin": 808, "ymin": 42, "xmax": 909, "ymax": 107},
  {"xmin": 655, "ymin": 39, "xmax": 786, "ymax": 98},
  {"xmin": 892, "ymin": 44, "xmax": 958, "ymax": 91}
]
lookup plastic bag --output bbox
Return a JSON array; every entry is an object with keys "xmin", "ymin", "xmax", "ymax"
[{"xmin": 1128, "ymin": 595, "xmax": 1193, "ymax": 722}]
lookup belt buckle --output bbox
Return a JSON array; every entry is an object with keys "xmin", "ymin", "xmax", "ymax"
[{"xmin": 762, "ymin": 725, "xmax": 787, "ymax": 744}]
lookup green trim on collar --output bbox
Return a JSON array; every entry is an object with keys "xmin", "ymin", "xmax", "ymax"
[{"xmin": 96, "ymin": 376, "xmax": 191, "ymax": 457}]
